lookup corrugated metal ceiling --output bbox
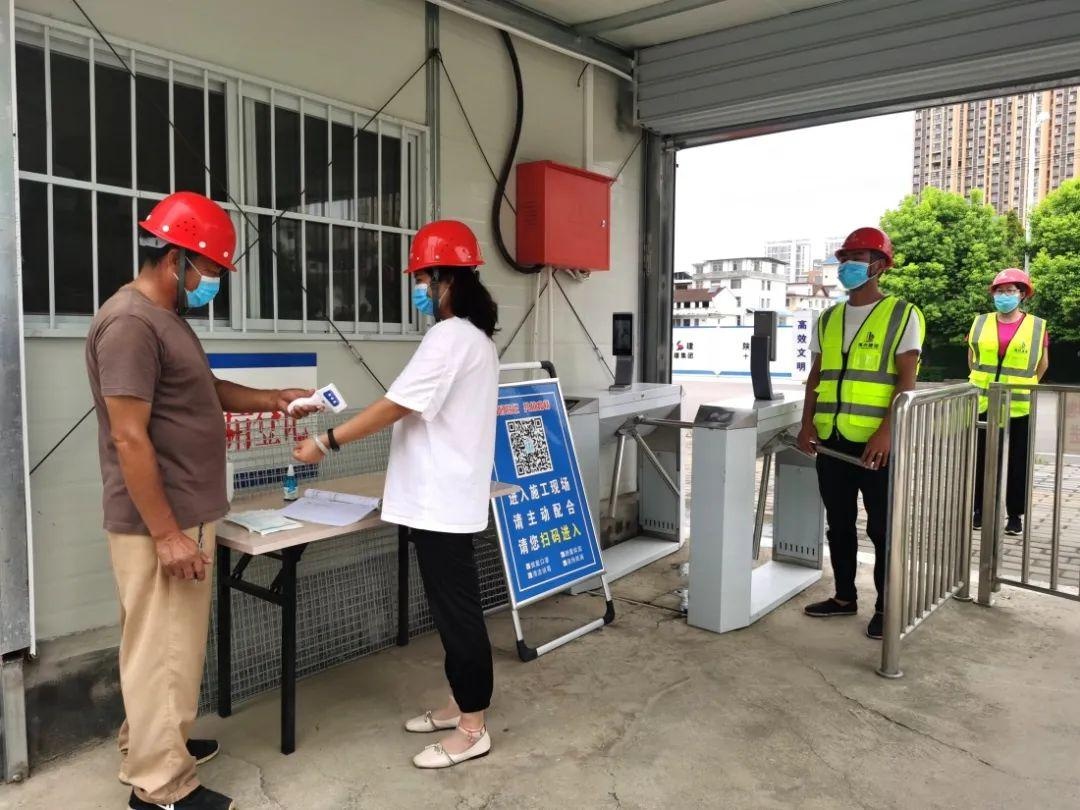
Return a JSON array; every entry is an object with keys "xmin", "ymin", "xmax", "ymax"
[{"xmin": 513, "ymin": 0, "xmax": 842, "ymax": 49}]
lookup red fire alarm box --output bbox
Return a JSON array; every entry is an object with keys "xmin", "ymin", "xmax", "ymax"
[{"xmin": 516, "ymin": 160, "xmax": 613, "ymax": 271}]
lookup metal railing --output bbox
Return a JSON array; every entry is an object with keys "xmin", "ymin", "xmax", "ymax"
[
  {"xmin": 879, "ymin": 384, "xmax": 980, "ymax": 678},
  {"xmin": 978, "ymin": 382, "xmax": 1080, "ymax": 605}
]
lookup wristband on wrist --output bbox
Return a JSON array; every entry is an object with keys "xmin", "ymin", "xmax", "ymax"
[
  {"xmin": 327, "ymin": 427, "xmax": 341, "ymax": 452},
  {"xmin": 312, "ymin": 434, "xmax": 330, "ymax": 456}
]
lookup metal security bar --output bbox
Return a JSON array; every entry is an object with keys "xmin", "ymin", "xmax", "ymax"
[
  {"xmin": 977, "ymin": 382, "xmax": 1080, "ymax": 606},
  {"xmin": 14, "ymin": 12, "xmax": 426, "ymax": 338},
  {"xmin": 879, "ymin": 384, "xmax": 979, "ymax": 679}
]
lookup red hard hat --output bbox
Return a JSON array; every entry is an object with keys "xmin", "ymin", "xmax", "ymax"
[
  {"xmin": 406, "ymin": 220, "xmax": 484, "ymax": 274},
  {"xmin": 139, "ymin": 191, "xmax": 237, "ymax": 271},
  {"xmin": 990, "ymin": 267, "xmax": 1034, "ymax": 297},
  {"xmin": 836, "ymin": 227, "xmax": 894, "ymax": 267}
]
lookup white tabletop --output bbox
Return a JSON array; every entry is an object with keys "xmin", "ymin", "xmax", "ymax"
[{"xmin": 217, "ymin": 473, "xmax": 518, "ymax": 556}]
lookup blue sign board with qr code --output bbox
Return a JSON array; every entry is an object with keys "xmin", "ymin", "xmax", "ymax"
[{"xmin": 492, "ymin": 379, "xmax": 605, "ymax": 607}]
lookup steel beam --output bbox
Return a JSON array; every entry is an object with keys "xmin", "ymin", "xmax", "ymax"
[
  {"xmin": 428, "ymin": 0, "xmax": 633, "ymax": 80},
  {"xmin": 577, "ymin": 0, "xmax": 725, "ymax": 35},
  {"xmin": 0, "ymin": 0, "xmax": 33, "ymax": 660},
  {"xmin": 641, "ymin": 132, "xmax": 675, "ymax": 383},
  {"xmin": 426, "ymin": 2, "xmax": 441, "ymax": 219}
]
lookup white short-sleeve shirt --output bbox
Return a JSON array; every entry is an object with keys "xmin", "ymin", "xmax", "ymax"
[{"xmin": 381, "ymin": 317, "xmax": 499, "ymax": 534}]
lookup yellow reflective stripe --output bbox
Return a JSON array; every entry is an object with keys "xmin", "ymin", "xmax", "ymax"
[
  {"xmin": 842, "ymin": 369, "xmax": 897, "ymax": 383},
  {"xmin": 876, "ymin": 301, "xmax": 908, "ymax": 372},
  {"xmin": 837, "ymin": 402, "xmax": 890, "ymax": 418},
  {"xmin": 1000, "ymin": 317, "xmax": 1045, "ymax": 377},
  {"xmin": 970, "ymin": 313, "xmax": 989, "ymax": 353}
]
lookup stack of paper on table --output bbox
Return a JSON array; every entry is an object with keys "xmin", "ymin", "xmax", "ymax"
[
  {"xmin": 225, "ymin": 510, "xmax": 303, "ymax": 535},
  {"xmin": 281, "ymin": 488, "xmax": 382, "ymax": 527}
]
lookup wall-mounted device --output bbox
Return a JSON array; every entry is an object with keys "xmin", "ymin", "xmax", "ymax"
[
  {"xmin": 611, "ymin": 312, "xmax": 634, "ymax": 390},
  {"xmin": 751, "ymin": 311, "xmax": 779, "ymax": 401}
]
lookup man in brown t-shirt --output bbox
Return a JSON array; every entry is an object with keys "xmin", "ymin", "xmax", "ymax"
[{"xmin": 86, "ymin": 192, "xmax": 318, "ymax": 810}]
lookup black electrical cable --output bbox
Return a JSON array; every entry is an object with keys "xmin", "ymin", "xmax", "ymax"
[
  {"xmin": 69, "ymin": 0, "xmax": 430, "ymax": 396},
  {"xmin": 437, "ymin": 53, "xmax": 514, "ymax": 214},
  {"xmin": 29, "ymin": 407, "xmax": 94, "ymax": 477},
  {"xmin": 31, "ymin": 4, "xmax": 434, "ymax": 476},
  {"xmin": 492, "ymin": 31, "xmax": 543, "ymax": 275},
  {"xmin": 553, "ymin": 274, "xmax": 616, "ymax": 379},
  {"xmin": 614, "ymin": 134, "xmax": 644, "ymax": 181},
  {"xmin": 440, "ymin": 38, "xmax": 634, "ymax": 373},
  {"xmin": 497, "ymin": 280, "xmax": 549, "ymax": 360}
]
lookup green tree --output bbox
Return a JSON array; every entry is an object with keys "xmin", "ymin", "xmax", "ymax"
[
  {"xmin": 1028, "ymin": 179, "xmax": 1080, "ymax": 341},
  {"xmin": 879, "ymin": 187, "xmax": 1020, "ymax": 349}
]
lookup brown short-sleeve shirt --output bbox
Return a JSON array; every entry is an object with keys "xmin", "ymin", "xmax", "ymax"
[{"xmin": 86, "ymin": 287, "xmax": 228, "ymax": 534}]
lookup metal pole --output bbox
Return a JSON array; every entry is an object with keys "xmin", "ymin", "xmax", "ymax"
[
  {"xmin": 978, "ymin": 385, "xmax": 1005, "ymax": 605},
  {"xmin": 425, "ymin": 2, "xmax": 441, "ymax": 220},
  {"xmin": 1021, "ymin": 389, "xmax": 1038, "ymax": 583},
  {"xmin": 904, "ymin": 402, "xmax": 921, "ymax": 627},
  {"xmin": 879, "ymin": 394, "xmax": 911, "ymax": 678},
  {"xmin": 993, "ymin": 389, "xmax": 1012, "ymax": 594},
  {"xmin": 957, "ymin": 393, "xmax": 978, "ymax": 600},
  {"xmin": 929, "ymin": 399, "xmax": 946, "ymax": 610},
  {"xmin": 607, "ymin": 432, "xmax": 627, "ymax": 520},
  {"xmin": 1051, "ymin": 390, "xmax": 1065, "ymax": 591},
  {"xmin": 752, "ymin": 453, "xmax": 772, "ymax": 561},
  {"xmin": 630, "ymin": 430, "xmax": 680, "ymax": 499}
]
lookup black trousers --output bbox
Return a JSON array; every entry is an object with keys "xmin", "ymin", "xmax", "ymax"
[
  {"xmin": 409, "ymin": 527, "xmax": 493, "ymax": 713},
  {"xmin": 816, "ymin": 435, "xmax": 890, "ymax": 613},
  {"xmin": 973, "ymin": 414, "xmax": 1030, "ymax": 519}
]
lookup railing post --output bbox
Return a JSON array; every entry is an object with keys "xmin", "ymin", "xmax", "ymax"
[
  {"xmin": 977, "ymin": 384, "xmax": 1005, "ymax": 605},
  {"xmin": 956, "ymin": 394, "xmax": 978, "ymax": 601},
  {"xmin": 878, "ymin": 393, "xmax": 911, "ymax": 679}
]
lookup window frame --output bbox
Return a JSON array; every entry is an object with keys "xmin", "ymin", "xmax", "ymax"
[{"xmin": 16, "ymin": 12, "xmax": 430, "ymax": 341}]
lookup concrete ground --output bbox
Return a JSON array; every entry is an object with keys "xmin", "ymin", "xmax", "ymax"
[
  {"xmin": 2, "ymin": 546, "xmax": 1078, "ymax": 810},
  {"xmin": 4, "ymin": 378, "xmax": 1079, "ymax": 809}
]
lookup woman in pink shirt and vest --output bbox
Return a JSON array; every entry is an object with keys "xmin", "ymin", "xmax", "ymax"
[{"xmin": 968, "ymin": 268, "xmax": 1049, "ymax": 536}]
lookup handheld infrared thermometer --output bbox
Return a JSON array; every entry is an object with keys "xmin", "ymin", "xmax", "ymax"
[{"xmin": 287, "ymin": 382, "xmax": 348, "ymax": 416}]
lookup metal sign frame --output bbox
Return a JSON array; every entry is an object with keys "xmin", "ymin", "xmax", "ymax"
[{"xmin": 492, "ymin": 362, "xmax": 614, "ymax": 661}]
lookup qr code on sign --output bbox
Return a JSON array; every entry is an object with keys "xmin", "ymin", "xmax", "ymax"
[{"xmin": 506, "ymin": 416, "xmax": 554, "ymax": 479}]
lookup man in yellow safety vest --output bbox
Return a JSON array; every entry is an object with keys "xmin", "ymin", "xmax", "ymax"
[
  {"xmin": 968, "ymin": 268, "xmax": 1048, "ymax": 537},
  {"xmin": 797, "ymin": 227, "xmax": 925, "ymax": 640}
]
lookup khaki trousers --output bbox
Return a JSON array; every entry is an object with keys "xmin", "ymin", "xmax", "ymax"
[{"xmin": 108, "ymin": 524, "xmax": 215, "ymax": 805}]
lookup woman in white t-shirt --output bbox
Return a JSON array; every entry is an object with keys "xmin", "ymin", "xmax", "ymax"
[{"xmin": 293, "ymin": 220, "xmax": 499, "ymax": 769}]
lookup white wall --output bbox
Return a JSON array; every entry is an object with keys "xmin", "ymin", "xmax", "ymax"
[{"xmin": 16, "ymin": 0, "xmax": 643, "ymax": 639}]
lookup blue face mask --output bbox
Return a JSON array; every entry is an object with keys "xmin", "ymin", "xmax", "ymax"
[
  {"xmin": 186, "ymin": 274, "xmax": 221, "ymax": 309},
  {"xmin": 838, "ymin": 261, "xmax": 872, "ymax": 291},
  {"xmin": 994, "ymin": 292, "xmax": 1021, "ymax": 314},
  {"xmin": 412, "ymin": 283, "xmax": 434, "ymax": 317}
]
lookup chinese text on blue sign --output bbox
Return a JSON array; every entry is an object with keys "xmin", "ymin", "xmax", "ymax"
[{"xmin": 492, "ymin": 379, "xmax": 605, "ymax": 607}]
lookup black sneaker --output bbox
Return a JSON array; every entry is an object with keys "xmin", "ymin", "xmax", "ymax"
[
  {"xmin": 866, "ymin": 612, "xmax": 884, "ymax": 640},
  {"xmin": 972, "ymin": 510, "xmax": 982, "ymax": 530},
  {"xmin": 1005, "ymin": 516, "xmax": 1023, "ymax": 536},
  {"xmin": 121, "ymin": 740, "xmax": 220, "ymax": 785},
  {"xmin": 129, "ymin": 786, "xmax": 235, "ymax": 810},
  {"xmin": 804, "ymin": 598, "xmax": 858, "ymax": 617},
  {"xmin": 188, "ymin": 739, "xmax": 220, "ymax": 765}
]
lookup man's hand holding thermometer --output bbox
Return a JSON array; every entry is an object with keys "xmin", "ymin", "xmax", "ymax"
[
  {"xmin": 286, "ymin": 383, "xmax": 348, "ymax": 417},
  {"xmin": 289, "ymin": 383, "xmax": 348, "ymax": 464}
]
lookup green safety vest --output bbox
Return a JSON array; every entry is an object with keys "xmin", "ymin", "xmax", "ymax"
[
  {"xmin": 814, "ymin": 296, "xmax": 924, "ymax": 443},
  {"xmin": 967, "ymin": 312, "xmax": 1045, "ymax": 418}
]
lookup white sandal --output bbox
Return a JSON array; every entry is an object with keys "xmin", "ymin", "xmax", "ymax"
[
  {"xmin": 404, "ymin": 710, "xmax": 460, "ymax": 733},
  {"xmin": 412, "ymin": 726, "xmax": 491, "ymax": 769}
]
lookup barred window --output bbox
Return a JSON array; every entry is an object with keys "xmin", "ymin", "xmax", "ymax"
[{"xmin": 16, "ymin": 14, "xmax": 427, "ymax": 338}]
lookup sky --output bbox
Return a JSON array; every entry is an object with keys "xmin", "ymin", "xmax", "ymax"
[{"xmin": 674, "ymin": 111, "xmax": 916, "ymax": 271}]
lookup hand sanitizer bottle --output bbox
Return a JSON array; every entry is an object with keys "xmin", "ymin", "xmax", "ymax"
[{"xmin": 283, "ymin": 464, "xmax": 299, "ymax": 501}]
